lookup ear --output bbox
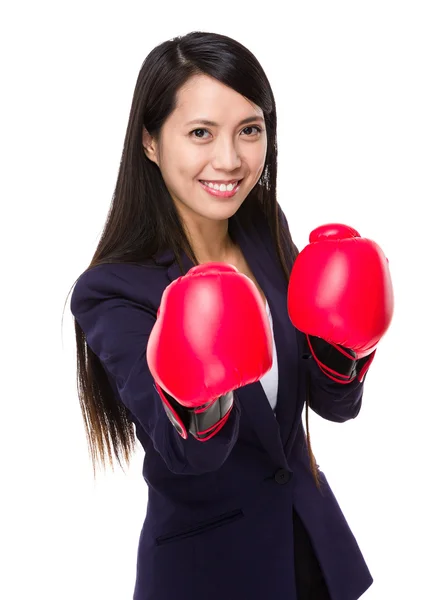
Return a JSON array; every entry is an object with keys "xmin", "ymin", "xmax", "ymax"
[{"xmin": 142, "ymin": 127, "xmax": 159, "ymax": 165}]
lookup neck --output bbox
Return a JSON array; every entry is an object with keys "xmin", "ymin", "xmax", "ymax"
[
  {"xmin": 194, "ymin": 236, "xmax": 238, "ymax": 264},
  {"xmin": 182, "ymin": 218, "xmax": 237, "ymax": 263}
]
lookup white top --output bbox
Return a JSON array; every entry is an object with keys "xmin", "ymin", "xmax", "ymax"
[{"xmin": 259, "ymin": 300, "xmax": 279, "ymax": 413}]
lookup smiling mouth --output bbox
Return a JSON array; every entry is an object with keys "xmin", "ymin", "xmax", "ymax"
[{"xmin": 199, "ymin": 179, "xmax": 243, "ymax": 189}]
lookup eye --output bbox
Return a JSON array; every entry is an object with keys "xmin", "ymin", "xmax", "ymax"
[
  {"xmin": 241, "ymin": 126, "xmax": 263, "ymax": 136},
  {"xmin": 190, "ymin": 128, "xmax": 210, "ymax": 139}
]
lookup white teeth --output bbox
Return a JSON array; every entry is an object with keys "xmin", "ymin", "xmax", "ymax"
[{"xmin": 202, "ymin": 181, "xmax": 238, "ymax": 191}]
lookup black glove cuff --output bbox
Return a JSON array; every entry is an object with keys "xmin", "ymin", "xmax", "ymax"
[
  {"xmin": 307, "ymin": 335, "xmax": 359, "ymax": 380},
  {"xmin": 154, "ymin": 383, "xmax": 234, "ymax": 441}
]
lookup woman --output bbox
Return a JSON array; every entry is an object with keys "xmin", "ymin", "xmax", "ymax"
[{"xmin": 70, "ymin": 31, "xmax": 376, "ymax": 600}]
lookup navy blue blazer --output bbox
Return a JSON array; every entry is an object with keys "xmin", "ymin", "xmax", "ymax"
[{"xmin": 70, "ymin": 203, "xmax": 373, "ymax": 600}]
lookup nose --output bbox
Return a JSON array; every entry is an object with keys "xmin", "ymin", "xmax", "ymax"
[{"xmin": 211, "ymin": 136, "xmax": 242, "ymax": 172}]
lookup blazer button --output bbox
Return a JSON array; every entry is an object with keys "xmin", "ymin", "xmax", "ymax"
[{"xmin": 274, "ymin": 468, "xmax": 291, "ymax": 485}]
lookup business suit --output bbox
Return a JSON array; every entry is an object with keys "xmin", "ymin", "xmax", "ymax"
[{"xmin": 70, "ymin": 203, "xmax": 373, "ymax": 600}]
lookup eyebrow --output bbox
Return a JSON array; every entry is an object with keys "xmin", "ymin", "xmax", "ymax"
[{"xmin": 185, "ymin": 115, "xmax": 265, "ymax": 127}]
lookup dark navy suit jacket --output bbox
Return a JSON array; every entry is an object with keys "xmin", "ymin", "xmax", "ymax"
[{"xmin": 70, "ymin": 203, "xmax": 373, "ymax": 600}]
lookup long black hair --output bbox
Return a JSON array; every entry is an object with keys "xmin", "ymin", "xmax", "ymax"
[{"xmin": 66, "ymin": 31, "xmax": 320, "ymax": 488}]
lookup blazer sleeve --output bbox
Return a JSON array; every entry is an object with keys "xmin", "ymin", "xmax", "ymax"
[
  {"xmin": 276, "ymin": 202, "xmax": 366, "ymax": 423},
  {"xmin": 70, "ymin": 264, "xmax": 241, "ymax": 475},
  {"xmin": 304, "ymin": 354, "xmax": 365, "ymax": 422}
]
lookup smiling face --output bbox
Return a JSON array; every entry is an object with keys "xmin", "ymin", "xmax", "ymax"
[{"xmin": 143, "ymin": 73, "xmax": 267, "ymax": 226}]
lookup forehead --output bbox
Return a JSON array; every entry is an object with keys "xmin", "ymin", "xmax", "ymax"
[{"xmin": 172, "ymin": 74, "xmax": 263, "ymax": 122}]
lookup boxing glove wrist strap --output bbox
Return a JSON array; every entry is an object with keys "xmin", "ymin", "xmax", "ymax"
[
  {"xmin": 154, "ymin": 382, "xmax": 234, "ymax": 441},
  {"xmin": 307, "ymin": 335, "xmax": 376, "ymax": 384}
]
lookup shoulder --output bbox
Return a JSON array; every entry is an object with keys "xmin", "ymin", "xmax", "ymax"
[
  {"xmin": 70, "ymin": 262, "xmax": 162, "ymax": 319},
  {"xmin": 250, "ymin": 201, "xmax": 292, "ymax": 236},
  {"xmin": 254, "ymin": 201, "xmax": 298, "ymax": 264}
]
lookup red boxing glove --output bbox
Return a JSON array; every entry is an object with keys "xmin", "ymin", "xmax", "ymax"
[
  {"xmin": 288, "ymin": 224, "xmax": 394, "ymax": 383},
  {"xmin": 147, "ymin": 262, "xmax": 273, "ymax": 440}
]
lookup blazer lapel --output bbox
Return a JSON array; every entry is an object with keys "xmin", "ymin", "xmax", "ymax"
[
  {"xmin": 229, "ymin": 213, "xmax": 301, "ymax": 455},
  {"xmin": 152, "ymin": 212, "xmax": 300, "ymax": 464}
]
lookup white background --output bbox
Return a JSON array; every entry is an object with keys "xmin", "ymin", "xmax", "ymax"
[{"xmin": 2, "ymin": 1, "xmax": 443, "ymax": 598}]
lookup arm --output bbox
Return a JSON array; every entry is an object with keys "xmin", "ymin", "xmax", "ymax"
[
  {"xmin": 302, "ymin": 340, "xmax": 366, "ymax": 423},
  {"xmin": 276, "ymin": 203, "xmax": 371, "ymax": 423},
  {"xmin": 70, "ymin": 265, "xmax": 241, "ymax": 475}
]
